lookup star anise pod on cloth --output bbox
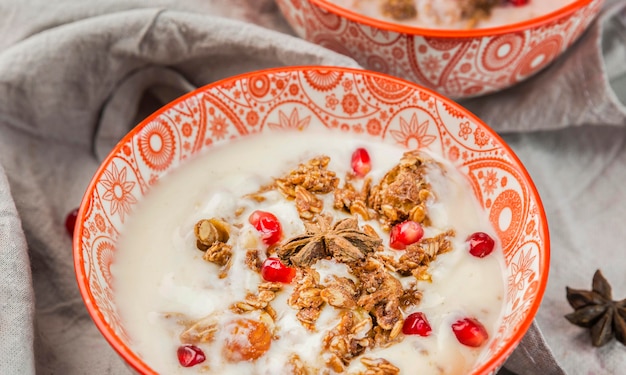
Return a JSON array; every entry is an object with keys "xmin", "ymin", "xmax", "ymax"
[
  {"xmin": 565, "ymin": 270, "xmax": 626, "ymax": 347},
  {"xmin": 277, "ymin": 214, "xmax": 383, "ymax": 267}
]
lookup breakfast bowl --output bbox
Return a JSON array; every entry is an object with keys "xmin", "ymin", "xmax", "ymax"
[
  {"xmin": 74, "ymin": 66, "xmax": 549, "ymax": 374},
  {"xmin": 275, "ymin": 0, "xmax": 602, "ymax": 99}
]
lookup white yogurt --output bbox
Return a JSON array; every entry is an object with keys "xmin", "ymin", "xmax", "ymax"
[
  {"xmin": 332, "ymin": 0, "xmax": 575, "ymax": 29},
  {"xmin": 112, "ymin": 129, "xmax": 506, "ymax": 374}
]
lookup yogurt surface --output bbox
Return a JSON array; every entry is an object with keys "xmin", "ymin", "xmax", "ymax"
[
  {"xmin": 112, "ymin": 129, "xmax": 506, "ymax": 374},
  {"xmin": 329, "ymin": 0, "xmax": 576, "ymax": 29}
]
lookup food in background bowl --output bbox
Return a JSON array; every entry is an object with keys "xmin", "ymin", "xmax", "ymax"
[
  {"xmin": 73, "ymin": 66, "xmax": 550, "ymax": 375},
  {"xmin": 338, "ymin": 0, "xmax": 575, "ymax": 29},
  {"xmin": 275, "ymin": 0, "xmax": 602, "ymax": 98}
]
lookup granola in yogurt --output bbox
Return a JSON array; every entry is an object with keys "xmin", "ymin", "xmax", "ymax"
[{"xmin": 178, "ymin": 148, "xmax": 497, "ymax": 373}]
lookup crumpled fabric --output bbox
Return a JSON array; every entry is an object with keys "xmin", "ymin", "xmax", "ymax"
[{"xmin": 0, "ymin": 1, "xmax": 624, "ymax": 375}]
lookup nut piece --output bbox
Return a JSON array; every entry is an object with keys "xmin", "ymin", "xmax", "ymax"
[
  {"xmin": 195, "ymin": 217, "xmax": 233, "ymax": 277},
  {"xmin": 231, "ymin": 290, "xmax": 276, "ymax": 313},
  {"xmin": 178, "ymin": 314, "xmax": 219, "ymax": 344},
  {"xmin": 195, "ymin": 218, "xmax": 230, "ymax": 250}
]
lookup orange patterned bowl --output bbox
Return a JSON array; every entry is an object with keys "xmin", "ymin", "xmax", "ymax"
[
  {"xmin": 73, "ymin": 66, "xmax": 549, "ymax": 374},
  {"xmin": 276, "ymin": 0, "xmax": 602, "ymax": 99}
]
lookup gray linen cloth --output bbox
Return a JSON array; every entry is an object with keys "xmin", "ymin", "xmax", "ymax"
[{"xmin": 0, "ymin": 1, "xmax": 625, "ymax": 374}]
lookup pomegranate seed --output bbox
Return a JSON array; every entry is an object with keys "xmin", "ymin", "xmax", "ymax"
[
  {"xmin": 177, "ymin": 344, "xmax": 206, "ymax": 367},
  {"xmin": 402, "ymin": 312, "xmax": 432, "ymax": 336},
  {"xmin": 261, "ymin": 258, "xmax": 296, "ymax": 283},
  {"xmin": 351, "ymin": 148, "xmax": 371, "ymax": 177},
  {"xmin": 451, "ymin": 317, "xmax": 489, "ymax": 347},
  {"xmin": 467, "ymin": 232, "xmax": 495, "ymax": 258},
  {"xmin": 508, "ymin": 0, "xmax": 529, "ymax": 6},
  {"xmin": 389, "ymin": 220, "xmax": 424, "ymax": 250},
  {"xmin": 65, "ymin": 208, "xmax": 79, "ymax": 237},
  {"xmin": 248, "ymin": 210, "xmax": 282, "ymax": 246}
]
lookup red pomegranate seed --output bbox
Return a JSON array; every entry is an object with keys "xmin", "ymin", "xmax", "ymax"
[
  {"xmin": 389, "ymin": 220, "xmax": 424, "ymax": 250},
  {"xmin": 261, "ymin": 258, "xmax": 296, "ymax": 283},
  {"xmin": 402, "ymin": 312, "xmax": 432, "ymax": 336},
  {"xmin": 248, "ymin": 210, "xmax": 283, "ymax": 246},
  {"xmin": 508, "ymin": 0, "xmax": 529, "ymax": 6},
  {"xmin": 177, "ymin": 344, "xmax": 206, "ymax": 367},
  {"xmin": 467, "ymin": 232, "xmax": 495, "ymax": 258},
  {"xmin": 351, "ymin": 148, "xmax": 371, "ymax": 177},
  {"xmin": 65, "ymin": 208, "xmax": 79, "ymax": 237},
  {"xmin": 451, "ymin": 317, "xmax": 489, "ymax": 347}
]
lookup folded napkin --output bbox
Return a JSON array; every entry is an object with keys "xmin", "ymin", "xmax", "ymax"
[
  {"xmin": 0, "ymin": 1, "xmax": 624, "ymax": 375},
  {"xmin": 0, "ymin": 165, "xmax": 34, "ymax": 374}
]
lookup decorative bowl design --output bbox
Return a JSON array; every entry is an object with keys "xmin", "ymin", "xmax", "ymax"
[
  {"xmin": 74, "ymin": 66, "xmax": 550, "ymax": 374},
  {"xmin": 275, "ymin": 0, "xmax": 603, "ymax": 99}
]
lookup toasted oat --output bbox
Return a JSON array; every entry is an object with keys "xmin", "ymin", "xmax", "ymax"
[
  {"xmin": 323, "ymin": 311, "xmax": 371, "ymax": 371},
  {"xmin": 288, "ymin": 354, "xmax": 312, "ymax": 375},
  {"xmin": 297, "ymin": 307, "xmax": 323, "ymax": 331},
  {"xmin": 399, "ymin": 283, "xmax": 423, "ymax": 308},
  {"xmin": 333, "ymin": 178, "xmax": 373, "ymax": 221},
  {"xmin": 288, "ymin": 269, "xmax": 325, "ymax": 330},
  {"xmin": 258, "ymin": 282, "xmax": 285, "ymax": 292},
  {"xmin": 396, "ymin": 229, "xmax": 456, "ymax": 280},
  {"xmin": 276, "ymin": 155, "xmax": 339, "ymax": 198},
  {"xmin": 245, "ymin": 249, "xmax": 263, "ymax": 272},
  {"xmin": 202, "ymin": 242, "xmax": 232, "ymax": 266},
  {"xmin": 326, "ymin": 353, "xmax": 345, "ymax": 373},
  {"xmin": 360, "ymin": 357, "xmax": 400, "ymax": 375},
  {"xmin": 295, "ymin": 185, "xmax": 324, "ymax": 221},
  {"xmin": 356, "ymin": 259, "xmax": 403, "ymax": 310},
  {"xmin": 231, "ymin": 290, "xmax": 276, "ymax": 314}
]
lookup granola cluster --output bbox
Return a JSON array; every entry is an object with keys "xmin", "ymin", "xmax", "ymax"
[
  {"xmin": 276, "ymin": 155, "xmax": 339, "ymax": 220},
  {"xmin": 378, "ymin": 0, "xmax": 500, "ymax": 28},
  {"xmin": 190, "ymin": 150, "xmax": 457, "ymax": 373}
]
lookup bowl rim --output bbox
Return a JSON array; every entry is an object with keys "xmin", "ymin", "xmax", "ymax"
[
  {"xmin": 305, "ymin": 0, "xmax": 596, "ymax": 38},
  {"xmin": 73, "ymin": 65, "xmax": 551, "ymax": 375}
]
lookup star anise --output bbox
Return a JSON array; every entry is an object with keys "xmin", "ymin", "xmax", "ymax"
[
  {"xmin": 565, "ymin": 270, "xmax": 626, "ymax": 347},
  {"xmin": 277, "ymin": 214, "xmax": 383, "ymax": 267}
]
